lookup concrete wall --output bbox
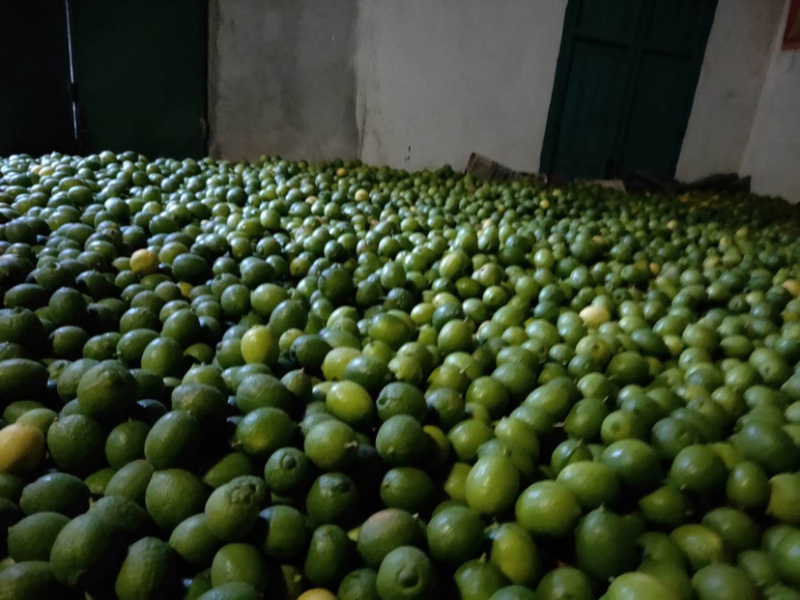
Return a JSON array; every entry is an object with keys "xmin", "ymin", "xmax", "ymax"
[
  {"xmin": 208, "ymin": 0, "xmax": 567, "ymax": 170},
  {"xmin": 354, "ymin": 0, "xmax": 567, "ymax": 172},
  {"xmin": 208, "ymin": 0, "xmax": 359, "ymax": 162},
  {"xmin": 676, "ymin": 0, "xmax": 785, "ymax": 181},
  {"xmin": 208, "ymin": 0, "xmax": 800, "ymax": 202},
  {"xmin": 741, "ymin": 0, "xmax": 800, "ymax": 203}
]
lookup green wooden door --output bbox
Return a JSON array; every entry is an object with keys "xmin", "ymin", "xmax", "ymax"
[
  {"xmin": 541, "ymin": 0, "xmax": 717, "ymax": 180},
  {"xmin": 70, "ymin": 0, "xmax": 207, "ymax": 158},
  {"xmin": 0, "ymin": 2, "xmax": 75, "ymax": 156}
]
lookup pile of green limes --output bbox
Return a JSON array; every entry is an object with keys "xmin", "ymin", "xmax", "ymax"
[{"xmin": 1, "ymin": 151, "xmax": 800, "ymax": 600}]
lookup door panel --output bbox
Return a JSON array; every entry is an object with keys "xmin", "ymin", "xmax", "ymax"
[
  {"xmin": 70, "ymin": 0, "xmax": 207, "ymax": 158},
  {"xmin": 643, "ymin": 0, "xmax": 712, "ymax": 54},
  {"xmin": 619, "ymin": 54, "xmax": 694, "ymax": 175},
  {"xmin": 0, "ymin": 2, "xmax": 74, "ymax": 155},
  {"xmin": 542, "ymin": 0, "xmax": 718, "ymax": 180},
  {"xmin": 575, "ymin": 0, "xmax": 641, "ymax": 43},
  {"xmin": 552, "ymin": 41, "xmax": 630, "ymax": 179}
]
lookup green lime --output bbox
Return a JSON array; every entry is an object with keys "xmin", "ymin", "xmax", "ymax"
[
  {"xmin": 235, "ymin": 407, "xmax": 297, "ymax": 459},
  {"xmin": 263, "ymin": 447, "xmax": 314, "ymax": 497},
  {"xmin": 327, "ymin": 380, "xmax": 375, "ymax": 429},
  {"xmin": 490, "ymin": 585, "xmax": 539, "ymax": 600},
  {"xmin": 56, "ymin": 358, "xmax": 99, "ymax": 401},
  {"xmin": 376, "ymin": 415, "xmax": 426, "ymax": 466},
  {"xmin": 736, "ymin": 421, "xmax": 800, "ymax": 475},
  {"xmin": 269, "ymin": 300, "xmax": 308, "ymax": 337},
  {"xmin": 171, "ymin": 383, "xmax": 227, "ymax": 424},
  {"xmin": 7, "ymin": 512, "xmax": 70, "ymax": 562},
  {"xmin": 465, "ymin": 455, "xmax": 520, "ymax": 515},
  {"xmin": 338, "ymin": 568, "xmax": 380, "ymax": 600},
  {"xmin": 564, "ymin": 398, "xmax": 610, "ymax": 440},
  {"xmin": 575, "ymin": 508, "xmax": 637, "ymax": 579},
  {"xmin": 169, "ymin": 513, "xmax": 220, "ymax": 565},
  {"xmin": 637, "ymin": 531, "xmax": 688, "ymax": 568},
  {"xmin": 606, "ymin": 572, "xmax": 679, "ymax": 600},
  {"xmin": 144, "ymin": 410, "xmax": 203, "ymax": 470},
  {"xmin": 141, "ymin": 336, "xmax": 185, "ymax": 378},
  {"xmin": 46, "ymin": 414, "xmax": 105, "ymax": 474},
  {"xmin": 105, "ymin": 459, "xmax": 155, "ymax": 505},
  {"xmin": 145, "ymin": 469, "xmax": 207, "ymax": 531},
  {"xmin": 0, "ymin": 473, "xmax": 25, "ymax": 503},
  {"xmin": 200, "ymin": 453, "xmax": 254, "ymax": 489},
  {"xmin": 773, "ymin": 529, "xmax": 800, "ymax": 588},
  {"xmin": 492, "ymin": 362, "xmax": 538, "ymax": 401},
  {"xmin": 376, "ymin": 546, "xmax": 436, "ymax": 600},
  {"xmin": 670, "ymin": 444, "xmax": 728, "ymax": 495},
  {"xmin": 20, "ymin": 472, "xmax": 90, "ymax": 517},
  {"xmin": 638, "ymin": 559, "xmax": 693, "ymax": 600},
  {"xmin": 357, "ymin": 509, "xmax": 424, "ymax": 569},
  {"xmin": 488, "ymin": 523, "xmax": 541, "ymax": 587},
  {"xmin": 89, "ymin": 495, "xmax": 153, "ymax": 544},
  {"xmin": 377, "ymin": 382, "xmax": 427, "ymax": 422},
  {"xmin": 455, "ymin": 560, "xmax": 508, "ymax": 600},
  {"xmin": 600, "ymin": 409, "xmax": 648, "ymax": 444},
  {"xmin": 49, "ymin": 512, "xmax": 120, "ymax": 588},
  {"xmin": 601, "ymin": 439, "xmax": 663, "ymax": 493},
  {"xmin": 115, "ymin": 536, "xmax": 177, "ymax": 600},
  {"xmin": 380, "ymin": 467, "xmax": 436, "ymax": 513},
  {"xmin": 291, "ymin": 334, "xmax": 331, "ymax": 368},
  {"xmin": 701, "ymin": 507, "xmax": 759, "ymax": 553},
  {"xmin": 0, "ymin": 560, "xmax": 66, "ymax": 598},
  {"xmin": 425, "ymin": 387, "xmax": 466, "ymax": 430},
  {"xmin": 767, "ymin": 473, "xmax": 800, "ymax": 525},
  {"xmin": 306, "ymin": 473, "xmax": 358, "ymax": 527},
  {"xmin": 251, "ymin": 283, "xmax": 289, "ymax": 318},
  {"xmin": 448, "ymin": 419, "xmax": 494, "ymax": 462},
  {"xmin": 76, "ymin": 360, "xmax": 138, "ymax": 423},
  {"xmin": 556, "ymin": 460, "xmax": 621, "ymax": 509},
  {"xmin": 210, "ymin": 543, "xmax": 266, "ymax": 591},
  {"xmin": 240, "ymin": 325, "xmax": 279, "ymax": 366},
  {"xmin": 515, "ymin": 481, "xmax": 581, "ymax": 538},
  {"xmin": 638, "ymin": 485, "xmax": 688, "ymax": 529},
  {"xmin": 105, "ymin": 420, "xmax": 149, "ymax": 469},
  {"xmin": 691, "ymin": 563, "xmax": 758, "ymax": 600},
  {"xmin": 465, "ymin": 376, "xmax": 509, "ymax": 419},
  {"xmin": 737, "ymin": 549, "xmax": 779, "ymax": 589},
  {"xmin": 321, "ymin": 347, "xmax": 362, "ymax": 381},
  {"xmin": 304, "ymin": 419, "xmax": 359, "ymax": 471},
  {"xmin": 670, "ymin": 524, "xmax": 727, "ymax": 571},
  {"xmin": 258, "ymin": 504, "xmax": 309, "ymax": 561},
  {"xmin": 205, "ymin": 477, "xmax": 267, "ymax": 542},
  {"xmin": 235, "ymin": 373, "xmax": 293, "ymax": 414},
  {"xmin": 344, "ymin": 354, "xmax": 391, "ymax": 395},
  {"xmin": 304, "ymin": 524, "xmax": 353, "ymax": 587}
]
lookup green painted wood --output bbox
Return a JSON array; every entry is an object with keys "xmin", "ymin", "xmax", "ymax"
[
  {"xmin": 70, "ymin": 0, "xmax": 207, "ymax": 158},
  {"xmin": 541, "ymin": 0, "xmax": 717, "ymax": 180},
  {"xmin": 0, "ymin": 2, "xmax": 75, "ymax": 156},
  {"xmin": 615, "ymin": 0, "xmax": 718, "ymax": 177}
]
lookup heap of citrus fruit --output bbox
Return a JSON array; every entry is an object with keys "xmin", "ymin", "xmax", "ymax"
[{"xmin": 1, "ymin": 150, "xmax": 800, "ymax": 600}]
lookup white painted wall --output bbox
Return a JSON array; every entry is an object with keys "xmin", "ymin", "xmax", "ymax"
[
  {"xmin": 354, "ymin": 0, "xmax": 568, "ymax": 172},
  {"xmin": 676, "ymin": 0, "xmax": 785, "ymax": 181},
  {"xmin": 741, "ymin": 0, "xmax": 800, "ymax": 203}
]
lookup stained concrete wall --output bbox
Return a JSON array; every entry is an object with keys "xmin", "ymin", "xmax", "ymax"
[
  {"xmin": 208, "ymin": 0, "xmax": 359, "ymax": 162},
  {"xmin": 741, "ymin": 0, "xmax": 800, "ymax": 203},
  {"xmin": 208, "ymin": 0, "xmax": 567, "ymax": 170},
  {"xmin": 676, "ymin": 0, "xmax": 785, "ymax": 182},
  {"xmin": 354, "ymin": 0, "xmax": 568, "ymax": 172}
]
